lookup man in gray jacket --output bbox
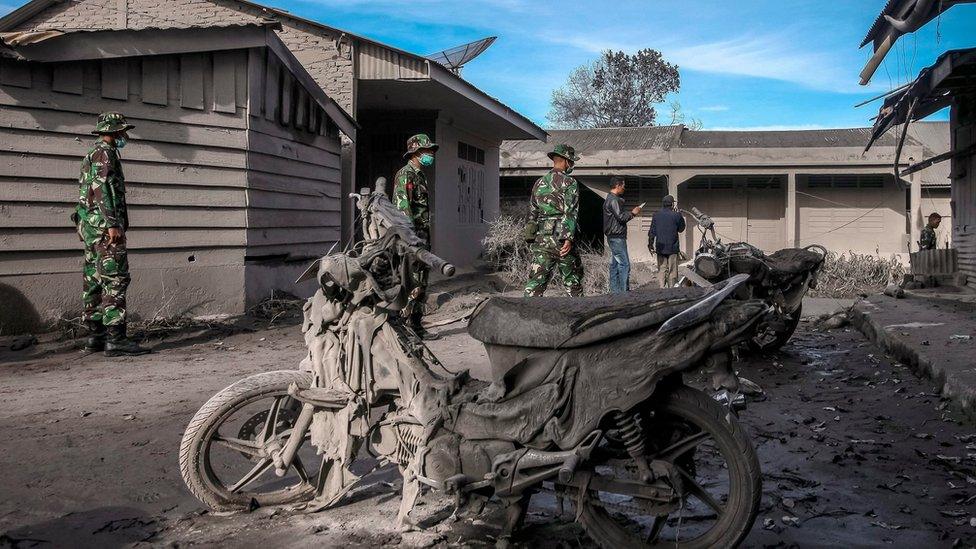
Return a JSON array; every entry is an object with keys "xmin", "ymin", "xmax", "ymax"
[
  {"xmin": 603, "ymin": 176, "xmax": 642, "ymax": 293},
  {"xmin": 649, "ymin": 194, "xmax": 685, "ymax": 288}
]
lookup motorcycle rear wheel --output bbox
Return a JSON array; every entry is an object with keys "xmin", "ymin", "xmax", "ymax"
[
  {"xmin": 747, "ymin": 303, "xmax": 802, "ymax": 353},
  {"xmin": 179, "ymin": 370, "xmax": 317, "ymax": 512},
  {"xmin": 578, "ymin": 385, "xmax": 761, "ymax": 548}
]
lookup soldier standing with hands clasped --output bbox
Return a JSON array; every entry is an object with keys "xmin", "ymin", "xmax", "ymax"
[
  {"xmin": 523, "ymin": 144, "xmax": 583, "ymax": 297},
  {"xmin": 394, "ymin": 134, "xmax": 441, "ymax": 340},
  {"xmin": 75, "ymin": 112, "xmax": 149, "ymax": 356}
]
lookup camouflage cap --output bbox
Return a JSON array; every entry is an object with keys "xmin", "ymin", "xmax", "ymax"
[
  {"xmin": 91, "ymin": 112, "xmax": 135, "ymax": 135},
  {"xmin": 547, "ymin": 143, "xmax": 580, "ymax": 163},
  {"xmin": 403, "ymin": 133, "xmax": 439, "ymax": 159}
]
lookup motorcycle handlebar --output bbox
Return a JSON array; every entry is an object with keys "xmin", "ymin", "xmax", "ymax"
[{"xmin": 404, "ymin": 244, "xmax": 456, "ymax": 277}]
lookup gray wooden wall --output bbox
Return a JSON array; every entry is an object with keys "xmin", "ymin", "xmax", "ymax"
[
  {"xmin": 951, "ymin": 98, "xmax": 976, "ymax": 290},
  {"xmin": 242, "ymin": 47, "xmax": 342, "ymax": 304},
  {"xmin": 0, "ymin": 47, "xmax": 342, "ymax": 333}
]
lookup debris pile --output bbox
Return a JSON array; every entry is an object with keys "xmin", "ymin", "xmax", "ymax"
[
  {"xmin": 809, "ymin": 251, "xmax": 906, "ymax": 298},
  {"xmin": 248, "ymin": 290, "xmax": 304, "ymax": 325}
]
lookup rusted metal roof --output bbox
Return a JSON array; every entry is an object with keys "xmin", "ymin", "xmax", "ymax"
[{"xmin": 502, "ymin": 125, "xmax": 683, "ymax": 154}]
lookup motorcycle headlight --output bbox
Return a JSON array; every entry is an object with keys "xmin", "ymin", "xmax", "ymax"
[{"xmin": 694, "ymin": 253, "xmax": 723, "ymax": 279}]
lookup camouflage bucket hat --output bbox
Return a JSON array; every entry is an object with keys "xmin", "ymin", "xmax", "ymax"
[
  {"xmin": 547, "ymin": 143, "xmax": 580, "ymax": 163},
  {"xmin": 403, "ymin": 133, "xmax": 439, "ymax": 159},
  {"xmin": 91, "ymin": 112, "xmax": 135, "ymax": 135}
]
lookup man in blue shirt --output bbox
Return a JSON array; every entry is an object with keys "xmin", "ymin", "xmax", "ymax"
[{"xmin": 648, "ymin": 195, "xmax": 685, "ymax": 288}]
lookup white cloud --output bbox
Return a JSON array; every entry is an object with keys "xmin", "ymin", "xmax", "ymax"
[{"xmin": 665, "ymin": 33, "xmax": 866, "ymax": 93}]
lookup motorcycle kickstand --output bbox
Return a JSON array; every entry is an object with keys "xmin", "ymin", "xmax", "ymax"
[{"xmin": 496, "ymin": 492, "xmax": 530, "ymax": 549}]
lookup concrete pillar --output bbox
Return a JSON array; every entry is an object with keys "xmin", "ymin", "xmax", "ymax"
[
  {"xmin": 786, "ymin": 172, "xmax": 797, "ymax": 247},
  {"xmin": 909, "ymin": 172, "xmax": 921, "ymax": 251},
  {"xmin": 667, "ymin": 175, "xmax": 678, "ymax": 200}
]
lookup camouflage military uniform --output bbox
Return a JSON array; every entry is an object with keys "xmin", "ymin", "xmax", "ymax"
[
  {"xmin": 395, "ymin": 134, "xmax": 438, "ymax": 337},
  {"xmin": 394, "ymin": 162, "xmax": 431, "ymax": 245},
  {"xmin": 919, "ymin": 226, "xmax": 937, "ymax": 250},
  {"xmin": 524, "ymin": 144, "xmax": 583, "ymax": 297},
  {"xmin": 77, "ymin": 116, "xmax": 132, "ymax": 328}
]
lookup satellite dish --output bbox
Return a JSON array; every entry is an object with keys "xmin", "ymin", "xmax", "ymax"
[{"xmin": 426, "ymin": 36, "xmax": 497, "ymax": 75}]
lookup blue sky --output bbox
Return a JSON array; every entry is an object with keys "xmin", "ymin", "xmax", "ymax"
[{"xmin": 3, "ymin": 0, "xmax": 974, "ymax": 129}]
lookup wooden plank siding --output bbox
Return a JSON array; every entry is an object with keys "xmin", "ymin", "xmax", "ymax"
[
  {"xmin": 950, "ymin": 101, "xmax": 976, "ymax": 290},
  {"xmin": 243, "ymin": 48, "xmax": 341, "ymax": 267},
  {"xmin": 0, "ymin": 51, "xmax": 252, "ymax": 329},
  {"xmin": 0, "ymin": 43, "xmax": 344, "ymax": 331}
]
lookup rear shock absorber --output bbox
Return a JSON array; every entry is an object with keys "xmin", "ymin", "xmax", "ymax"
[{"xmin": 614, "ymin": 411, "xmax": 654, "ymax": 482}]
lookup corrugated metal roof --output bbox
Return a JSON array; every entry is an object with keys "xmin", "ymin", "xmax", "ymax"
[
  {"xmin": 502, "ymin": 125, "xmax": 931, "ymax": 154},
  {"xmin": 502, "ymin": 125, "xmax": 683, "ymax": 154},
  {"xmin": 678, "ymin": 127, "xmax": 908, "ymax": 148},
  {"xmin": 860, "ymin": 0, "xmax": 907, "ymax": 48}
]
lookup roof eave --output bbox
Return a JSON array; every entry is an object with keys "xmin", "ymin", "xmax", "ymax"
[
  {"xmin": 428, "ymin": 62, "xmax": 546, "ymax": 142},
  {"xmin": 0, "ymin": 0, "xmax": 60, "ymax": 31}
]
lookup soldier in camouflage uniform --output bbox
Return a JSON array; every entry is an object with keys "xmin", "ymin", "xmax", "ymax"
[
  {"xmin": 75, "ymin": 112, "xmax": 149, "ymax": 356},
  {"xmin": 524, "ymin": 144, "xmax": 584, "ymax": 297},
  {"xmin": 919, "ymin": 212, "xmax": 942, "ymax": 251},
  {"xmin": 394, "ymin": 133, "xmax": 440, "ymax": 340}
]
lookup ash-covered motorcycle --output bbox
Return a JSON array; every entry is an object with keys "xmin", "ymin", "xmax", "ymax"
[
  {"xmin": 179, "ymin": 179, "xmax": 768, "ymax": 548},
  {"xmin": 677, "ymin": 207, "xmax": 826, "ymax": 353}
]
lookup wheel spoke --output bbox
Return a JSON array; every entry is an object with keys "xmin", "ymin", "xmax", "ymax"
[
  {"xmin": 652, "ymin": 431, "xmax": 709, "ymax": 462},
  {"xmin": 212, "ymin": 434, "xmax": 263, "ymax": 457},
  {"xmin": 261, "ymin": 396, "xmax": 285, "ymax": 443},
  {"xmin": 228, "ymin": 458, "xmax": 274, "ymax": 493},
  {"xmin": 676, "ymin": 466, "xmax": 724, "ymax": 515}
]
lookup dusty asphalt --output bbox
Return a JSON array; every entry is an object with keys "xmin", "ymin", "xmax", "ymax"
[{"xmin": 0, "ymin": 317, "xmax": 974, "ymax": 548}]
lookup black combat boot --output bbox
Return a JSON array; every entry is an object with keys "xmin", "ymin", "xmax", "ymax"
[
  {"xmin": 104, "ymin": 325, "xmax": 151, "ymax": 357},
  {"xmin": 84, "ymin": 321, "xmax": 106, "ymax": 352}
]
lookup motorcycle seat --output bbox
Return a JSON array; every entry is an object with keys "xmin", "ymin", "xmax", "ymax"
[
  {"xmin": 764, "ymin": 248, "xmax": 824, "ymax": 275},
  {"xmin": 467, "ymin": 286, "xmax": 710, "ymax": 349}
]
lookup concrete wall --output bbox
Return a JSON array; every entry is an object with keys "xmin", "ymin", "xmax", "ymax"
[
  {"xmin": 432, "ymin": 117, "xmax": 500, "ymax": 266},
  {"xmin": 0, "ymin": 54, "xmax": 250, "ymax": 333}
]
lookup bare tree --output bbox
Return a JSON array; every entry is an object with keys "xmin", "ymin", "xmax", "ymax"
[
  {"xmin": 667, "ymin": 100, "xmax": 703, "ymax": 130},
  {"xmin": 547, "ymin": 49, "xmax": 680, "ymax": 129}
]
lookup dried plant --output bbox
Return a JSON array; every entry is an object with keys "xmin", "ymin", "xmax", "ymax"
[
  {"xmin": 809, "ymin": 251, "xmax": 906, "ymax": 298},
  {"xmin": 482, "ymin": 215, "xmax": 613, "ymax": 296}
]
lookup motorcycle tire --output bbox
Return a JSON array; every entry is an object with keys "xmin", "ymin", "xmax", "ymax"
[
  {"xmin": 179, "ymin": 370, "xmax": 315, "ymax": 512},
  {"xmin": 578, "ymin": 385, "xmax": 761, "ymax": 549},
  {"xmin": 747, "ymin": 303, "xmax": 802, "ymax": 354}
]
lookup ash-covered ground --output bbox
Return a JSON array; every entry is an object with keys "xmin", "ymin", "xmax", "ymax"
[{"xmin": 0, "ymin": 316, "xmax": 973, "ymax": 548}]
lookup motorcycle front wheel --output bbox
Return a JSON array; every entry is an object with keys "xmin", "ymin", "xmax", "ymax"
[
  {"xmin": 179, "ymin": 370, "xmax": 318, "ymax": 512},
  {"xmin": 578, "ymin": 386, "xmax": 761, "ymax": 548}
]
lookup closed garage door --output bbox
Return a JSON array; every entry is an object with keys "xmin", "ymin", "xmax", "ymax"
[
  {"xmin": 679, "ymin": 176, "xmax": 785, "ymax": 254},
  {"xmin": 797, "ymin": 174, "xmax": 907, "ymax": 254}
]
